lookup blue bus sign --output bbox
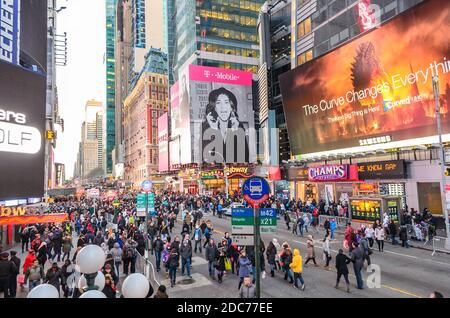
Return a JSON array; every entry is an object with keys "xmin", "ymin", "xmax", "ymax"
[
  {"xmin": 141, "ymin": 180, "xmax": 152, "ymax": 192},
  {"xmin": 242, "ymin": 177, "xmax": 270, "ymax": 207}
]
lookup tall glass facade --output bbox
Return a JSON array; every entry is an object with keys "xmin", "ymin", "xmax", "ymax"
[
  {"xmin": 173, "ymin": 0, "xmax": 265, "ymax": 77},
  {"xmin": 163, "ymin": 0, "xmax": 176, "ymax": 85},
  {"xmin": 134, "ymin": 0, "xmax": 146, "ymax": 49},
  {"xmin": 105, "ymin": 0, "xmax": 118, "ymax": 174}
]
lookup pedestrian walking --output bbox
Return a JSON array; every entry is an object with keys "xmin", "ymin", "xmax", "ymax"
[
  {"xmin": 359, "ymin": 232, "xmax": 372, "ymax": 266},
  {"xmin": 44, "ymin": 262, "xmax": 62, "ymax": 295},
  {"xmin": 153, "ymin": 236, "xmax": 164, "ymax": 272},
  {"xmin": 237, "ymin": 251, "xmax": 252, "ymax": 290},
  {"xmin": 365, "ymin": 225, "xmax": 375, "ymax": 248},
  {"xmin": 62, "ymin": 234, "xmax": 73, "ymax": 262},
  {"xmin": 304, "ymin": 235, "xmax": 318, "ymax": 267},
  {"xmin": 399, "ymin": 226, "xmax": 409, "ymax": 248},
  {"xmin": 168, "ymin": 248, "xmax": 179, "ymax": 287},
  {"xmin": 284, "ymin": 212, "xmax": 291, "ymax": 230},
  {"xmin": 205, "ymin": 239, "xmax": 218, "ymax": 280},
  {"xmin": 192, "ymin": 225, "xmax": 203, "ymax": 254},
  {"xmin": 122, "ymin": 238, "xmax": 138, "ymax": 275},
  {"xmin": 375, "ymin": 225, "xmax": 385, "ymax": 252},
  {"xmin": 24, "ymin": 260, "xmax": 45, "ymax": 291},
  {"xmin": 322, "ymin": 233, "xmax": 332, "ymax": 269},
  {"xmin": 290, "ymin": 249, "xmax": 305, "ymax": 290},
  {"xmin": 335, "ymin": 249, "xmax": 351, "ymax": 293},
  {"xmin": 389, "ymin": 220, "xmax": 398, "ymax": 245},
  {"xmin": 350, "ymin": 242, "xmax": 364, "ymax": 290},
  {"xmin": 21, "ymin": 228, "xmax": 30, "ymax": 253},
  {"xmin": 180, "ymin": 238, "xmax": 192, "ymax": 279},
  {"xmin": 102, "ymin": 274, "xmax": 117, "ymax": 298},
  {"xmin": 266, "ymin": 241, "xmax": 277, "ymax": 277},
  {"xmin": 279, "ymin": 243, "xmax": 294, "ymax": 283}
]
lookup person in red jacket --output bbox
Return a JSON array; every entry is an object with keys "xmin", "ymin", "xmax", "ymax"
[{"xmin": 23, "ymin": 250, "xmax": 37, "ymax": 274}]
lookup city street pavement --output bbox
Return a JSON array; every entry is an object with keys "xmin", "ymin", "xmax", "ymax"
[{"xmin": 149, "ymin": 213, "xmax": 450, "ymax": 298}]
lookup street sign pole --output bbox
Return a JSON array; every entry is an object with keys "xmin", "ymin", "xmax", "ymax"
[
  {"xmin": 145, "ymin": 191, "xmax": 149, "ymax": 257},
  {"xmin": 254, "ymin": 204, "xmax": 261, "ymax": 298}
]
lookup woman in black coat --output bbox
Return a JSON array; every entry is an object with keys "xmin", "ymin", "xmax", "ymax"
[
  {"xmin": 37, "ymin": 242, "xmax": 48, "ymax": 266},
  {"xmin": 266, "ymin": 242, "xmax": 277, "ymax": 277},
  {"xmin": 335, "ymin": 249, "xmax": 351, "ymax": 292}
]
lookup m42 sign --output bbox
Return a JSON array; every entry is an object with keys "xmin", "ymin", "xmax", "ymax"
[{"xmin": 259, "ymin": 209, "xmax": 277, "ymax": 233}]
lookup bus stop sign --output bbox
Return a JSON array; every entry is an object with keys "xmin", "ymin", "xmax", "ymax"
[{"xmin": 242, "ymin": 177, "xmax": 270, "ymax": 208}]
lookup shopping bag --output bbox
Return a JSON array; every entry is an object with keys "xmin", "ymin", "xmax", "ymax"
[
  {"xmin": 224, "ymin": 258, "xmax": 231, "ymax": 271},
  {"xmin": 18, "ymin": 274, "xmax": 25, "ymax": 284}
]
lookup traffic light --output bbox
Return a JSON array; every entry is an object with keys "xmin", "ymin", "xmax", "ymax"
[{"xmin": 445, "ymin": 167, "xmax": 450, "ymax": 177}]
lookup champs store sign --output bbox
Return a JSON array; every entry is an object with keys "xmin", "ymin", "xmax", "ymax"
[
  {"xmin": 308, "ymin": 164, "xmax": 359, "ymax": 182},
  {"xmin": 0, "ymin": 206, "xmax": 68, "ymax": 226},
  {"xmin": 201, "ymin": 166, "xmax": 254, "ymax": 179}
]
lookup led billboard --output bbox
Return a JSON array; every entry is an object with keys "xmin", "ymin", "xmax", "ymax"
[
  {"xmin": 170, "ymin": 64, "xmax": 256, "ymax": 166},
  {"xmin": 158, "ymin": 112, "xmax": 169, "ymax": 172},
  {"xmin": 0, "ymin": 62, "xmax": 46, "ymax": 200},
  {"xmin": 280, "ymin": 0, "xmax": 450, "ymax": 155}
]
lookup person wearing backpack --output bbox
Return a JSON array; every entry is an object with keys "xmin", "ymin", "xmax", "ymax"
[{"xmin": 122, "ymin": 238, "xmax": 138, "ymax": 276}]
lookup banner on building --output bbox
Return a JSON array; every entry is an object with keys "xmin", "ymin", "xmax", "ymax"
[
  {"xmin": 0, "ymin": 213, "xmax": 68, "ymax": 226},
  {"xmin": 0, "ymin": 0, "xmax": 20, "ymax": 65}
]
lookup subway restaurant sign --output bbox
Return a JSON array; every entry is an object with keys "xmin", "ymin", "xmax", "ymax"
[{"xmin": 201, "ymin": 166, "xmax": 254, "ymax": 179}]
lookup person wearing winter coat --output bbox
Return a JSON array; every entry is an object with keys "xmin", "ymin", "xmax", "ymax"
[
  {"xmin": 22, "ymin": 250, "xmax": 36, "ymax": 275},
  {"xmin": 266, "ymin": 241, "xmax": 277, "ymax": 277},
  {"xmin": 62, "ymin": 234, "xmax": 73, "ymax": 262},
  {"xmin": 61, "ymin": 260, "xmax": 75, "ymax": 298},
  {"xmin": 93, "ymin": 232, "xmax": 105, "ymax": 247},
  {"xmin": 351, "ymin": 242, "xmax": 365, "ymax": 290},
  {"xmin": 388, "ymin": 220, "xmax": 398, "ymax": 245},
  {"xmin": 52, "ymin": 229, "xmax": 63, "ymax": 262},
  {"xmin": 107, "ymin": 235, "xmax": 116, "ymax": 251},
  {"xmin": 375, "ymin": 226, "xmax": 385, "ymax": 252},
  {"xmin": 289, "ymin": 249, "xmax": 305, "ymax": 290},
  {"xmin": 365, "ymin": 225, "xmax": 375, "ymax": 248},
  {"xmin": 237, "ymin": 251, "xmax": 252, "ymax": 290},
  {"xmin": 216, "ymin": 247, "xmax": 227, "ymax": 284},
  {"xmin": 37, "ymin": 242, "xmax": 48, "ymax": 266},
  {"xmin": 304, "ymin": 235, "xmax": 318, "ymax": 266},
  {"xmin": 399, "ymin": 226, "xmax": 409, "ymax": 248},
  {"xmin": 110, "ymin": 242, "xmax": 123, "ymax": 277},
  {"xmin": 205, "ymin": 239, "xmax": 218, "ymax": 279},
  {"xmin": 284, "ymin": 212, "xmax": 291, "ymax": 230},
  {"xmin": 21, "ymin": 228, "xmax": 30, "ymax": 253},
  {"xmin": 279, "ymin": 243, "xmax": 293, "ymax": 283},
  {"xmin": 335, "ymin": 249, "xmax": 351, "ymax": 292},
  {"xmin": 180, "ymin": 239, "xmax": 193, "ymax": 279},
  {"xmin": 153, "ymin": 236, "xmax": 164, "ymax": 272},
  {"xmin": 192, "ymin": 225, "xmax": 203, "ymax": 254},
  {"xmin": 167, "ymin": 248, "xmax": 180, "ymax": 287},
  {"xmin": 239, "ymin": 277, "xmax": 256, "ymax": 298},
  {"xmin": 330, "ymin": 219, "xmax": 337, "ymax": 240},
  {"xmin": 122, "ymin": 238, "xmax": 138, "ymax": 275},
  {"xmin": 0, "ymin": 252, "xmax": 17, "ymax": 298},
  {"xmin": 322, "ymin": 234, "xmax": 332, "ymax": 268},
  {"xmin": 45, "ymin": 262, "xmax": 62, "ymax": 295}
]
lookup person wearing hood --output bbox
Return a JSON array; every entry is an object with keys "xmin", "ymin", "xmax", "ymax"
[
  {"xmin": 110, "ymin": 242, "xmax": 123, "ymax": 277},
  {"xmin": 289, "ymin": 249, "xmax": 305, "ymax": 290},
  {"xmin": 180, "ymin": 238, "xmax": 193, "ymax": 279},
  {"xmin": 22, "ymin": 250, "xmax": 36, "ymax": 276}
]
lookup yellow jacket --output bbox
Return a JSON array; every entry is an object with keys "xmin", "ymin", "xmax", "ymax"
[{"xmin": 289, "ymin": 249, "xmax": 303, "ymax": 273}]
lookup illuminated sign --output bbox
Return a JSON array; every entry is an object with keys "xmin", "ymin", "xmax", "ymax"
[
  {"xmin": 308, "ymin": 165, "xmax": 348, "ymax": 182},
  {"xmin": 0, "ymin": 206, "xmax": 25, "ymax": 216},
  {"xmin": 0, "ymin": 0, "xmax": 20, "ymax": 65},
  {"xmin": 0, "ymin": 213, "xmax": 68, "ymax": 226},
  {"xmin": 358, "ymin": 160, "xmax": 406, "ymax": 180},
  {"xmin": 357, "ymin": 0, "xmax": 380, "ymax": 32},
  {"xmin": 0, "ymin": 108, "xmax": 42, "ymax": 154},
  {"xmin": 359, "ymin": 135, "xmax": 391, "ymax": 146},
  {"xmin": 201, "ymin": 166, "xmax": 254, "ymax": 179}
]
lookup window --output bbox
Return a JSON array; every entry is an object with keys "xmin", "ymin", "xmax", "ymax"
[
  {"xmin": 297, "ymin": 17, "xmax": 312, "ymax": 39},
  {"xmin": 296, "ymin": 49, "xmax": 313, "ymax": 66}
]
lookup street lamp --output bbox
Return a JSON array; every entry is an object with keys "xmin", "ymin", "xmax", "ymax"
[
  {"xmin": 76, "ymin": 245, "xmax": 106, "ymax": 292},
  {"xmin": 208, "ymin": 151, "xmax": 229, "ymax": 198},
  {"xmin": 121, "ymin": 273, "xmax": 150, "ymax": 298}
]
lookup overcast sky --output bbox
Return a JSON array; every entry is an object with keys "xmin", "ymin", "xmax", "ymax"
[{"xmin": 55, "ymin": 0, "xmax": 106, "ymax": 179}]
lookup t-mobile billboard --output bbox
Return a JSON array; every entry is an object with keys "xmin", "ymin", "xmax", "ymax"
[{"xmin": 280, "ymin": 0, "xmax": 450, "ymax": 155}]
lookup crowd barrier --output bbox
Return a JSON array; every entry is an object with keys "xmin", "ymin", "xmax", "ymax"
[
  {"xmin": 430, "ymin": 236, "xmax": 450, "ymax": 256},
  {"xmin": 136, "ymin": 251, "xmax": 161, "ymax": 287}
]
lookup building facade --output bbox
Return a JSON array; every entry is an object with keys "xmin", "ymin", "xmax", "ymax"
[
  {"xmin": 171, "ymin": 0, "xmax": 265, "ymax": 80},
  {"xmin": 123, "ymin": 49, "xmax": 169, "ymax": 185},
  {"xmin": 105, "ymin": 0, "xmax": 118, "ymax": 174}
]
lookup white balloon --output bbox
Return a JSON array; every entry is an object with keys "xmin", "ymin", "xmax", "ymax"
[
  {"xmin": 76, "ymin": 245, "xmax": 106, "ymax": 274},
  {"xmin": 27, "ymin": 284, "xmax": 59, "ymax": 298},
  {"xmin": 78, "ymin": 271, "xmax": 105, "ymax": 291},
  {"xmin": 79, "ymin": 290, "xmax": 107, "ymax": 298},
  {"xmin": 121, "ymin": 273, "xmax": 149, "ymax": 298}
]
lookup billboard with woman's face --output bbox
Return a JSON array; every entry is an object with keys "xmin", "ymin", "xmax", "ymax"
[{"xmin": 189, "ymin": 65, "xmax": 256, "ymax": 164}]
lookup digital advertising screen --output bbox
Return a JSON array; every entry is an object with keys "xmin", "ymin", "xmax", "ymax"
[
  {"xmin": 0, "ymin": 62, "xmax": 46, "ymax": 200},
  {"xmin": 280, "ymin": 0, "xmax": 450, "ymax": 155},
  {"xmin": 158, "ymin": 112, "xmax": 169, "ymax": 172}
]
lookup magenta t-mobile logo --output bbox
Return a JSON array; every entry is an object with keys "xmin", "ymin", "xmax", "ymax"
[{"xmin": 204, "ymin": 70, "xmax": 211, "ymax": 78}]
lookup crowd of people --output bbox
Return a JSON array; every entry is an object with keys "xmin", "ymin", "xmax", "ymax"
[{"xmin": 0, "ymin": 189, "xmax": 445, "ymax": 298}]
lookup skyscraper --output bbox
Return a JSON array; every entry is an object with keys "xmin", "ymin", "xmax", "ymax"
[
  {"xmin": 171, "ymin": 0, "xmax": 265, "ymax": 80},
  {"xmin": 105, "ymin": 0, "xmax": 118, "ymax": 174}
]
